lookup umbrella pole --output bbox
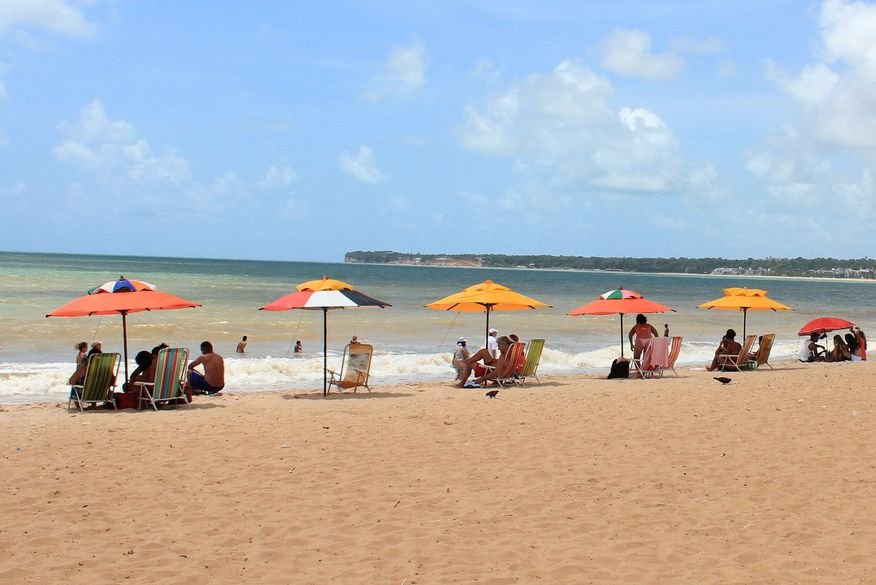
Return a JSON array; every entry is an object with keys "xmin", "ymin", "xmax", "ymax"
[
  {"xmin": 619, "ymin": 313, "xmax": 625, "ymax": 358},
  {"xmin": 485, "ymin": 306, "xmax": 491, "ymax": 350},
  {"xmin": 743, "ymin": 309, "xmax": 748, "ymax": 340},
  {"xmin": 121, "ymin": 311, "xmax": 129, "ymax": 386},
  {"xmin": 323, "ymin": 308, "xmax": 328, "ymax": 398}
]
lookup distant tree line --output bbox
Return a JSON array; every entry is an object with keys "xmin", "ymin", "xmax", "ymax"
[{"xmin": 345, "ymin": 251, "xmax": 876, "ymax": 277}]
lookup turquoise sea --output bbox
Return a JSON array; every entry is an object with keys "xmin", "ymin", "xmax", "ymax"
[{"xmin": 1, "ymin": 251, "xmax": 874, "ymax": 403}]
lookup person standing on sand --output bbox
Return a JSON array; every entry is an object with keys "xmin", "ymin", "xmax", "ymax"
[
  {"xmin": 236, "ymin": 335, "xmax": 247, "ymax": 353},
  {"xmin": 628, "ymin": 314, "xmax": 658, "ymax": 359},
  {"xmin": 187, "ymin": 341, "xmax": 225, "ymax": 395},
  {"xmin": 486, "ymin": 328, "xmax": 499, "ymax": 359}
]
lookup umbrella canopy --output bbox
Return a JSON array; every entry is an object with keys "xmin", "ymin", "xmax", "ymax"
[
  {"xmin": 425, "ymin": 280, "xmax": 551, "ymax": 346},
  {"xmin": 260, "ymin": 276, "xmax": 390, "ymax": 396},
  {"xmin": 568, "ymin": 288, "xmax": 675, "ymax": 357},
  {"xmin": 798, "ymin": 316, "xmax": 856, "ymax": 337},
  {"xmin": 47, "ymin": 276, "xmax": 200, "ymax": 384},
  {"xmin": 699, "ymin": 287, "xmax": 792, "ymax": 339}
]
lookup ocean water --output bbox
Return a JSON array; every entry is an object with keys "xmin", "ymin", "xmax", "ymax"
[{"xmin": 1, "ymin": 251, "xmax": 874, "ymax": 403}]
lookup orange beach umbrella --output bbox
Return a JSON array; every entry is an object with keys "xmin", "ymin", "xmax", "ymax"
[
  {"xmin": 699, "ymin": 287, "xmax": 792, "ymax": 339},
  {"xmin": 425, "ymin": 280, "xmax": 551, "ymax": 347},
  {"xmin": 47, "ymin": 276, "xmax": 200, "ymax": 384},
  {"xmin": 568, "ymin": 287, "xmax": 675, "ymax": 357}
]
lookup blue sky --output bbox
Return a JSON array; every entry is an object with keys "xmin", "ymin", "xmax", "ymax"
[{"xmin": 1, "ymin": 0, "xmax": 875, "ymax": 262}]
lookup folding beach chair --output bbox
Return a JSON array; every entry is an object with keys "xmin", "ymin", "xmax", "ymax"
[
  {"xmin": 495, "ymin": 342, "xmax": 525, "ymax": 387},
  {"xmin": 326, "ymin": 343, "xmax": 374, "ymax": 393},
  {"xmin": 517, "ymin": 338, "xmax": 545, "ymax": 385},
  {"xmin": 68, "ymin": 352, "xmax": 120, "ymax": 412},
  {"xmin": 665, "ymin": 336, "xmax": 683, "ymax": 377},
  {"xmin": 745, "ymin": 333, "xmax": 775, "ymax": 370},
  {"xmin": 632, "ymin": 337, "xmax": 671, "ymax": 379},
  {"xmin": 717, "ymin": 335, "xmax": 756, "ymax": 372},
  {"xmin": 135, "ymin": 347, "xmax": 190, "ymax": 410}
]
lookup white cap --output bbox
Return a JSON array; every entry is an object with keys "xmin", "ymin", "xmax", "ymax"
[
  {"xmin": 457, "ymin": 337, "xmax": 467, "ymax": 344},
  {"xmin": 488, "ymin": 328, "xmax": 498, "ymax": 335}
]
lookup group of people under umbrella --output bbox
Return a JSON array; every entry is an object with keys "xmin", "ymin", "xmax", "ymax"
[{"xmin": 46, "ymin": 275, "xmax": 865, "ymax": 399}]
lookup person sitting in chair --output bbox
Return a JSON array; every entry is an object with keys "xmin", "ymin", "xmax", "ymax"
[
  {"xmin": 706, "ymin": 329, "xmax": 742, "ymax": 371},
  {"xmin": 457, "ymin": 336, "xmax": 512, "ymax": 387}
]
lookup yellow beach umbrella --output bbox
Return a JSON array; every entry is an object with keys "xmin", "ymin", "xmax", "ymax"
[
  {"xmin": 426, "ymin": 280, "xmax": 551, "ymax": 345},
  {"xmin": 699, "ymin": 287, "xmax": 792, "ymax": 339}
]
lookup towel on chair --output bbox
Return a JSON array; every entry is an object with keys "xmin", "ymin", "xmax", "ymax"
[{"xmin": 644, "ymin": 337, "xmax": 671, "ymax": 370}]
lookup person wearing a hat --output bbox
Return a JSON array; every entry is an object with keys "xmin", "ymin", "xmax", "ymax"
[
  {"xmin": 487, "ymin": 328, "xmax": 499, "ymax": 359},
  {"xmin": 452, "ymin": 337, "xmax": 470, "ymax": 381}
]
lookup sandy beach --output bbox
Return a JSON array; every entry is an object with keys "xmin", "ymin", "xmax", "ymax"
[{"xmin": 1, "ymin": 360, "xmax": 874, "ymax": 584}]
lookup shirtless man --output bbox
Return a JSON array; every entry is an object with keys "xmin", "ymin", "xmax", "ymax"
[{"xmin": 187, "ymin": 341, "xmax": 225, "ymax": 395}]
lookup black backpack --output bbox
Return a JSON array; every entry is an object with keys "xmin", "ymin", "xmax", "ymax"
[{"xmin": 607, "ymin": 358, "xmax": 630, "ymax": 379}]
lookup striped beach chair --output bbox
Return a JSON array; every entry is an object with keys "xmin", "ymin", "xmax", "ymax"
[
  {"xmin": 136, "ymin": 347, "xmax": 190, "ymax": 410},
  {"xmin": 746, "ymin": 333, "xmax": 775, "ymax": 370},
  {"xmin": 517, "ymin": 338, "xmax": 545, "ymax": 385},
  {"xmin": 68, "ymin": 353, "xmax": 120, "ymax": 412}
]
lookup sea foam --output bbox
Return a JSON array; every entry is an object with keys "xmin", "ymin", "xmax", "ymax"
[{"xmin": 0, "ymin": 339, "xmax": 806, "ymax": 404}]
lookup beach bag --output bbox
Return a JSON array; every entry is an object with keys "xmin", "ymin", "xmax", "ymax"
[
  {"xmin": 607, "ymin": 358, "xmax": 630, "ymax": 379},
  {"xmin": 115, "ymin": 392, "xmax": 139, "ymax": 410}
]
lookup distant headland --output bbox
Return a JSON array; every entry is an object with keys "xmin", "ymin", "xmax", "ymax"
[{"xmin": 345, "ymin": 251, "xmax": 876, "ymax": 279}]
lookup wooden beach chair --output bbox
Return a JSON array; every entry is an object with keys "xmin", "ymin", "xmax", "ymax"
[
  {"xmin": 326, "ymin": 343, "xmax": 374, "ymax": 394},
  {"xmin": 68, "ymin": 352, "xmax": 120, "ymax": 412},
  {"xmin": 717, "ymin": 335, "xmax": 756, "ymax": 372},
  {"xmin": 746, "ymin": 333, "xmax": 775, "ymax": 370},
  {"xmin": 135, "ymin": 347, "xmax": 190, "ymax": 410},
  {"xmin": 517, "ymin": 338, "xmax": 545, "ymax": 385}
]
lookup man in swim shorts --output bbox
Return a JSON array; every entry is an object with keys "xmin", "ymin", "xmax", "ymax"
[{"xmin": 187, "ymin": 341, "xmax": 225, "ymax": 395}]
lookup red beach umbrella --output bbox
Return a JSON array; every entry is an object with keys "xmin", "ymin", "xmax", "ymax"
[
  {"xmin": 260, "ymin": 276, "xmax": 390, "ymax": 397},
  {"xmin": 47, "ymin": 276, "xmax": 200, "ymax": 384},
  {"xmin": 798, "ymin": 316, "xmax": 856, "ymax": 337},
  {"xmin": 568, "ymin": 287, "xmax": 675, "ymax": 357}
]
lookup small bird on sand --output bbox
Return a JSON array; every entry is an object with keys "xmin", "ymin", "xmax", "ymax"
[
  {"xmin": 713, "ymin": 376, "xmax": 732, "ymax": 385},
  {"xmin": 485, "ymin": 389, "xmax": 499, "ymax": 398}
]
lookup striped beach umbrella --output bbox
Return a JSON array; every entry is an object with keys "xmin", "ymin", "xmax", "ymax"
[
  {"xmin": 47, "ymin": 276, "xmax": 200, "ymax": 384},
  {"xmin": 260, "ymin": 276, "xmax": 391, "ymax": 396},
  {"xmin": 568, "ymin": 287, "xmax": 675, "ymax": 357}
]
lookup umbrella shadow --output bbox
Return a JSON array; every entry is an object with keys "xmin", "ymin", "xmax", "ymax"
[{"xmin": 282, "ymin": 391, "xmax": 413, "ymax": 400}]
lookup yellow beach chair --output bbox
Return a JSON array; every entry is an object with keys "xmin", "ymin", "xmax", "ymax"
[{"xmin": 326, "ymin": 343, "xmax": 374, "ymax": 393}]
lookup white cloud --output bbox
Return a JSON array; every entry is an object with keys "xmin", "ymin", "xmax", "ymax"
[
  {"xmin": 460, "ymin": 60, "xmax": 711, "ymax": 198},
  {"xmin": 339, "ymin": 145, "xmax": 388, "ymax": 184},
  {"xmin": 260, "ymin": 164, "xmax": 297, "ymax": 189},
  {"xmin": 764, "ymin": 0, "xmax": 876, "ymax": 152},
  {"xmin": 0, "ymin": 0, "xmax": 96, "ymax": 37},
  {"xmin": 717, "ymin": 59, "xmax": 737, "ymax": 78},
  {"xmin": 670, "ymin": 35, "xmax": 726, "ymax": 55},
  {"xmin": 765, "ymin": 61, "xmax": 838, "ymax": 107},
  {"xmin": 53, "ymin": 100, "xmax": 191, "ymax": 185},
  {"xmin": 749, "ymin": 0, "xmax": 876, "ymax": 218},
  {"xmin": 599, "ymin": 29, "xmax": 684, "ymax": 81},
  {"xmin": 365, "ymin": 41, "xmax": 427, "ymax": 100}
]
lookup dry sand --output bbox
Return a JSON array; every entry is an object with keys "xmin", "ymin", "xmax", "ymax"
[{"xmin": 1, "ymin": 361, "xmax": 874, "ymax": 584}]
